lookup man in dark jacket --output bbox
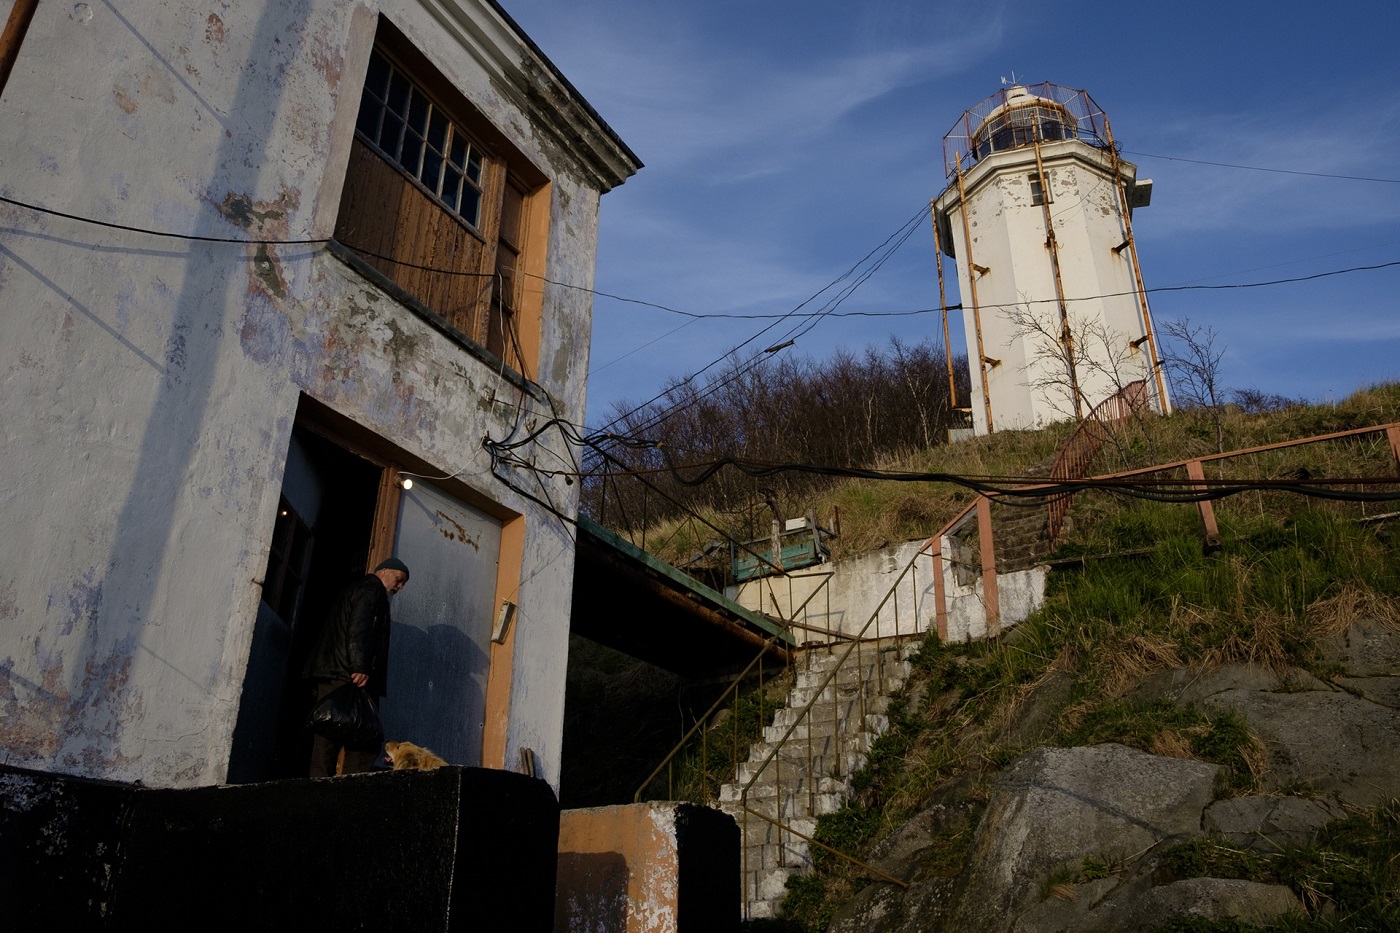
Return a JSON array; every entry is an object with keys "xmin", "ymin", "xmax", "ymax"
[{"xmin": 304, "ymin": 557, "xmax": 409, "ymax": 776}]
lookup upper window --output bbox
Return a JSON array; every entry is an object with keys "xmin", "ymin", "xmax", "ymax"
[
  {"xmin": 973, "ymin": 101, "xmax": 1077, "ymax": 161},
  {"xmin": 355, "ymin": 49, "xmax": 486, "ymax": 228},
  {"xmin": 1028, "ymin": 174, "xmax": 1050, "ymax": 206},
  {"xmin": 334, "ymin": 30, "xmax": 549, "ymax": 378}
]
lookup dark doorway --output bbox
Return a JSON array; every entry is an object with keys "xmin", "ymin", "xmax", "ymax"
[{"xmin": 228, "ymin": 424, "xmax": 381, "ymax": 782}]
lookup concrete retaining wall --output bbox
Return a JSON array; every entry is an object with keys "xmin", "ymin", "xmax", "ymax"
[{"xmin": 730, "ymin": 540, "xmax": 1046, "ymax": 645}]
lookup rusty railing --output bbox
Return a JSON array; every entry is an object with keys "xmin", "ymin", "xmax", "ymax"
[{"xmin": 1046, "ymin": 380, "xmax": 1150, "ymax": 542}]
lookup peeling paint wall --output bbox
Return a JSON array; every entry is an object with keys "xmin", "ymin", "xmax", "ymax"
[{"xmin": 0, "ymin": 1, "xmax": 636, "ymax": 789}]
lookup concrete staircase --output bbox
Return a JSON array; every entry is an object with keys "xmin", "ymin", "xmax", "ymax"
[{"xmin": 718, "ymin": 641, "xmax": 913, "ymax": 920}]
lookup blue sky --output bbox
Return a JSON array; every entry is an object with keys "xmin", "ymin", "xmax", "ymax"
[{"xmin": 501, "ymin": 1, "xmax": 1400, "ymax": 426}]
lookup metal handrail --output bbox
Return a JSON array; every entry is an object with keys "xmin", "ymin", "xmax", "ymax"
[
  {"xmin": 632, "ymin": 630, "xmax": 789, "ymax": 804},
  {"xmin": 632, "ymin": 572, "xmax": 837, "ymax": 803},
  {"xmin": 1046, "ymin": 380, "xmax": 1150, "ymax": 541},
  {"xmin": 739, "ymin": 541, "xmax": 928, "ymax": 912},
  {"xmin": 737, "ymin": 803, "xmax": 909, "ymax": 889}
]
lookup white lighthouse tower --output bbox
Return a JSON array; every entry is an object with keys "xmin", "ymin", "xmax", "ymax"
[{"xmin": 933, "ymin": 83, "xmax": 1170, "ymax": 435}]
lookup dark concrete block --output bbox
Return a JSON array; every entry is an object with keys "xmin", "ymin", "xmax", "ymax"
[
  {"xmin": 0, "ymin": 765, "xmax": 134, "ymax": 926},
  {"xmin": 1, "ymin": 764, "xmax": 559, "ymax": 932},
  {"xmin": 676, "ymin": 803, "xmax": 740, "ymax": 932}
]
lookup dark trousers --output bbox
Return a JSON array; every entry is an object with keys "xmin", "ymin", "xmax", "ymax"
[{"xmin": 308, "ymin": 681, "xmax": 381, "ymax": 777}]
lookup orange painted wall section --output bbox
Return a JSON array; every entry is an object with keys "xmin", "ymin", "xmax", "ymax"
[{"xmin": 556, "ymin": 803, "xmax": 681, "ymax": 933}]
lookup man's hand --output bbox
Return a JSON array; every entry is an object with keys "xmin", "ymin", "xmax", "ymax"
[{"xmin": 350, "ymin": 672, "xmax": 368, "ymax": 687}]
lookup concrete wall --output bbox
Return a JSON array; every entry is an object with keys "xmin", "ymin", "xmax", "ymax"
[
  {"xmin": 935, "ymin": 140, "xmax": 1161, "ymax": 434},
  {"xmin": 0, "ymin": 0, "xmax": 636, "ymax": 789},
  {"xmin": 937, "ymin": 546, "xmax": 1048, "ymax": 644},
  {"xmin": 556, "ymin": 802, "xmax": 739, "ymax": 933},
  {"xmin": 0, "ymin": 763, "xmax": 560, "ymax": 931},
  {"xmin": 730, "ymin": 541, "xmax": 934, "ymax": 643},
  {"xmin": 730, "ymin": 539, "xmax": 1046, "ymax": 646}
]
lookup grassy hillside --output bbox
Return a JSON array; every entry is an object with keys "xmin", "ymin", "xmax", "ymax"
[
  {"xmin": 637, "ymin": 383, "xmax": 1400, "ymax": 571},
  {"xmin": 721, "ymin": 384, "xmax": 1400, "ymax": 931}
]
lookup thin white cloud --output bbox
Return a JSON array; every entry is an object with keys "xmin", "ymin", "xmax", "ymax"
[
  {"xmin": 1132, "ymin": 94, "xmax": 1400, "ymax": 236},
  {"xmin": 520, "ymin": 4, "xmax": 1006, "ymax": 177}
]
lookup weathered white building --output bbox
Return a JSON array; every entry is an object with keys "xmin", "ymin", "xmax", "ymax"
[
  {"xmin": 0, "ymin": 0, "xmax": 639, "ymax": 790},
  {"xmin": 933, "ymin": 83, "xmax": 1169, "ymax": 435}
]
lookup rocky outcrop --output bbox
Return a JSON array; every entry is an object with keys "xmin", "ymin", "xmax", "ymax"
[
  {"xmin": 826, "ymin": 616, "xmax": 1400, "ymax": 932},
  {"xmin": 951, "ymin": 744, "xmax": 1219, "ymax": 931}
]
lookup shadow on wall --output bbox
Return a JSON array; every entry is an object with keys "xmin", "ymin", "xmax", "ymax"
[{"xmin": 384, "ymin": 621, "xmax": 489, "ymax": 765}]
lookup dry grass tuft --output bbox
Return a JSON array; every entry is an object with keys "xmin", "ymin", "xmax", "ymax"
[
  {"xmin": 879, "ymin": 492, "xmax": 945, "ymax": 537},
  {"xmin": 1149, "ymin": 730, "xmax": 1196, "ymax": 760},
  {"xmin": 1096, "ymin": 633, "xmax": 1184, "ymax": 698},
  {"xmin": 1306, "ymin": 584, "xmax": 1400, "ymax": 636},
  {"xmin": 1199, "ymin": 608, "xmax": 1294, "ymax": 673},
  {"xmin": 1238, "ymin": 731, "xmax": 1270, "ymax": 783}
]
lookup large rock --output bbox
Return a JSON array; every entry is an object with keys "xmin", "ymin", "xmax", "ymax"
[
  {"xmin": 1127, "ymin": 658, "xmax": 1400, "ymax": 809},
  {"xmin": 1075, "ymin": 878, "xmax": 1302, "ymax": 931},
  {"xmin": 948, "ymin": 744, "xmax": 1218, "ymax": 932},
  {"xmin": 828, "ymin": 873, "xmax": 960, "ymax": 933},
  {"xmin": 1127, "ymin": 662, "xmax": 1327, "ymax": 705},
  {"xmin": 1203, "ymin": 795, "xmax": 1344, "ymax": 853},
  {"xmin": 1333, "ymin": 675, "xmax": 1400, "ymax": 709},
  {"xmin": 1316, "ymin": 617, "xmax": 1400, "ymax": 676},
  {"xmin": 1010, "ymin": 877, "xmax": 1119, "ymax": 933},
  {"xmin": 1196, "ymin": 687, "xmax": 1400, "ymax": 807}
]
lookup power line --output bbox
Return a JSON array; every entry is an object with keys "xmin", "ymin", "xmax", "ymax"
[
  {"xmin": 1123, "ymin": 151, "xmax": 1400, "ymax": 185},
  {"xmin": 9, "ymin": 190, "xmax": 1395, "ymax": 323},
  {"xmin": 0, "ymin": 194, "xmax": 331, "ymax": 246},
  {"xmin": 578, "ymin": 258, "xmax": 1400, "ymax": 322},
  {"xmin": 650, "ymin": 452, "xmax": 1400, "ymax": 506},
  {"xmin": 586, "ymin": 204, "xmax": 930, "ymax": 441}
]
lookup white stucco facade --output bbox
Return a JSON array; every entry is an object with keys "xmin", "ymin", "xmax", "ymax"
[
  {"xmin": 934, "ymin": 86, "xmax": 1168, "ymax": 435},
  {"xmin": 0, "ymin": 0, "xmax": 638, "ymax": 789}
]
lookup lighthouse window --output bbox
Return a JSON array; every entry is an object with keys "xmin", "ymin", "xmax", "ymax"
[
  {"xmin": 1028, "ymin": 174, "xmax": 1050, "ymax": 206},
  {"xmin": 972, "ymin": 101, "xmax": 1078, "ymax": 161}
]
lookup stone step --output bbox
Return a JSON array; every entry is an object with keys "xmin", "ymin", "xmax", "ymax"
[
  {"xmin": 794, "ymin": 664, "xmax": 884, "ymax": 691},
  {"xmin": 735, "ymin": 745, "xmax": 870, "ymax": 785},
  {"xmin": 745, "ymin": 862, "xmax": 809, "ymax": 917},
  {"xmin": 723, "ymin": 788, "xmax": 846, "ymax": 823},
  {"xmin": 797, "ymin": 651, "xmax": 910, "ymax": 680},
  {"xmin": 718, "ymin": 772, "xmax": 845, "ymax": 804},
  {"xmin": 728, "ymin": 638, "xmax": 918, "ymax": 922},
  {"xmin": 768, "ymin": 700, "xmax": 893, "ymax": 738},
  {"xmin": 743, "ymin": 843, "xmax": 813, "ymax": 881},
  {"xmin": 749, "ymin": 726, "xmax": 876, "ymax": 762},
  {"xmin": 727, "ymin": 816, "xmax": 815, "ymax": 849}
]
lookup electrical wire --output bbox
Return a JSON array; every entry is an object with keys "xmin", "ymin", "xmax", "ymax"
[
  {"xmin": 0, "ymin": 194, "xmax": 331, "ymax": 245},
  {"xmin": 587, "ymin": 204, "xmax": 931, "ymax": 441},
  {"xmin": 571, "ymin": 257, "xmax": 1400, "ymax": 321},
  {"xmin": 8, "ymin": 189, "xmax": 1395, "ymax": 328},
  {"xmin": 1122, "ymin": 151, "xmax": 1400, "ymax": 185},
  {"xmin": 648, "ymin": 451, "xmax": 1400, "ymax": 506},
  {"xmin": 8, "ymin": 183, "xmax": 1395, "ymax": 468}
]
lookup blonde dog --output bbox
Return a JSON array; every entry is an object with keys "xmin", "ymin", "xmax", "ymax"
[{"xmin": 383, "ymin": 740, "xmax": 448, "ymax": 771}]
